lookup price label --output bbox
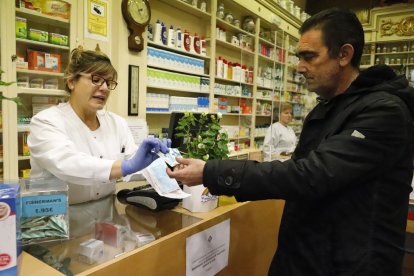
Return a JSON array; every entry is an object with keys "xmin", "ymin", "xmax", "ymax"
[{"xmin": 22, "ymin": 195, "xmax": 67, "ymax": 217}]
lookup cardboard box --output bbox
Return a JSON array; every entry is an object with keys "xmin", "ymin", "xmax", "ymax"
[
  {"xmin": 16, "ymin": 17, "xmax": 27, "ymax": 39},
  {"xmin": 0, "ymin": 183, "xmax": 21, "ymax": 276},
  {"xmin": 45, "ymin": 53, "xmax": 61, "ymax": 72},
  {"xmin": 28, "ymin": 29, "xmax": 48, "ymax": 42},
  {"xmin": 27, "ymin": 49, "xmax": 45, "ymax": 71},
  {"xmin": 27, "ymin": 50, "xmax": 61, "ymax": 73},
  {"xmin": 49, "ymin": 33, "xmax": 68, "ymax": 46}
]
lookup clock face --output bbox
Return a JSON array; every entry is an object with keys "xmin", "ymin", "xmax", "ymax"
[{"xmin": 128, "ymin": 0, "xmax": 150, "ymax": 25}]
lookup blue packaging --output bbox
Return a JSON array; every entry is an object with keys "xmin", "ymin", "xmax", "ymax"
[{"xmin": 0, "ymin": 183, "xmax": 21, "ymax": 276}]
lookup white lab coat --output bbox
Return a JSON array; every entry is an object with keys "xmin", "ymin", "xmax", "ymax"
[
  {"xmin": 263, "ymin": 122, "xmax": 297, "ymax": 161},
  {"xmin": 28, "ymin": 102, "xmax": 138, "ymax": 204}
]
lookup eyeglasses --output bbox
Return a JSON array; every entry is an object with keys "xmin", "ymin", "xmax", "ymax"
[{"xmin": 81, "ymin": 74, "xmax": 118, "ymax": 90}]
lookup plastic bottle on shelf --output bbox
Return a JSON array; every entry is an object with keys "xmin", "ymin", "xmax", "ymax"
[
  {"xmin": 223, "ymin": 59, "xmax": 228, "ymax": 79},
  {"xmin": 154, "ymin": 19, "xmax": 162, "ymax": 44},
  {"xmin": 234, "ymin": 63, "xmax": 241, "ymax": 82},
  {"xmin": 200, "ymin": 36, "xmax": 206, "ymax": 56},
  {"xmin": 200, "ymin": 1, "xmax": 207, "ymax": 12},
  {"xmin": 248, "ymin": 66, "xmax": 254, "ymax": 84},
  {"xmin": 227, "ymin": 62, "xmax": 233, "ymax": 80},
  {"xmin": 167, "ymin": 25, "xmax": 175, "ymax": 48},
  {"xmin": 176, "ymin": 27, "xmax": 183, "ymax": 49},
  {"xmin": 189, "ymin": 34, "xmax": 195, "ymax": 53},
  {"xmin": 216, "ymin": 56, "xmax": 223, "ymax": 78},
  {"xmin": 241, "ymin": 65, "xmax": 247, "ymax": 83},
  {"xmin": 161, "ymin": 22, "xmax": 167, "ymax": 45},
  {"xmin": 147, "ymin": 24, "xmax": 153, "ymax": 41},
  {"xmin": 183, "ymin": 30, "xmax": 191, "ymax": 52},
  {"xmin": 193, "ymin": 33, "xmax": 200, "ymax": 54}
]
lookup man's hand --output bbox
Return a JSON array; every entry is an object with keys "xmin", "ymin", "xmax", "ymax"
[
  {"xmin": 121, "ymin": 138, "xmax": 170, "ymax": 176},
  {"xmin": 166, "ymin": 157, "xmax": 205, "ymax": 186}
]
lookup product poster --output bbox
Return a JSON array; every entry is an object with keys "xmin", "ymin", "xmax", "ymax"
[
  {"xmin": 186, "ymin": 219, "xmax": 230, "ymax": 276},
  {"xmin": 85, "ymin": 0, "xmax": 109, "ymax": 41}
]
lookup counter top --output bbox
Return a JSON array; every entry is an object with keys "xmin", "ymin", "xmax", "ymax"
[{"xmin": 19, "ymin": 181, "xmax": 284, "ymax": 275}]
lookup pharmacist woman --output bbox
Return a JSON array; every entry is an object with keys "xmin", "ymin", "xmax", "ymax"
[
  {"xmin": 28, "ymin": 47, "xmax": 169, "ymax": 205},
  {"xmin": 262, "ymin": 103, "xmax": 297, "ymax": 161}
]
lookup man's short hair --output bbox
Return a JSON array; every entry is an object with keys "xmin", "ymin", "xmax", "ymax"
[{"xmin": 299, "ymin": 8, "xmax": 364, "ymax": 68}]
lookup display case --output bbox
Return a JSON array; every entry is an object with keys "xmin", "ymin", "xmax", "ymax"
[
  {"xmin": 144, "ymin": 0, "xmax": 309, "ymax": 159},
  {"xmin": 0, "ymin": 0, "xmax": 75, "ymax": 179},
  {"xmin": 15, "ymin": 2, "xmax": 72, "ymax": 177},
  {"xmin": 145, "ymin": 0, "xmax": 213, "ymax": 139},
  {"xmin": 361, "ymin": 4, "xmax": 414, "ymax": 86}
]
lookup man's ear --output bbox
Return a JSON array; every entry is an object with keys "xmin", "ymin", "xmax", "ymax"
[{"xmin": 338, "ymin": 44, "xmax": 354, "ymax": 66}]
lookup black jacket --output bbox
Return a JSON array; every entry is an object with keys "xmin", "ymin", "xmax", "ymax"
[{"xmin": 203, "ymin": 65, "xmax": 414, "ymax": 275}]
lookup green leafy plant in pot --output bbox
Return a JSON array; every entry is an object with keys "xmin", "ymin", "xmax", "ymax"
[
  {"xmin": 174, "ymin": 112, "xmax": 229, "ymax": 161},
  {"xmin": 0, "ymin": 69, "xmax": 22, "ymax": 106},
  {"xmin": 174, "ymin": 112, "xmax": 231, "ymax": 212}
]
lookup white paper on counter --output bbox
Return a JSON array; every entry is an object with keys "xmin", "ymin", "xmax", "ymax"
[{"xmin": 186, "ymin": 219, "xmax": 230, "ymax": 276}]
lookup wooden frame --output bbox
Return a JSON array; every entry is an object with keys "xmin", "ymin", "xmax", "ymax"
[{"xmin": 128, "ymin": 65, "xmax": 139, "ymax": 115}]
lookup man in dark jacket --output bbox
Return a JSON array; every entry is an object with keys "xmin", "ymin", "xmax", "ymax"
[{"xmin": 167, "ymin": 8, "xmax": 414, "ymax": 275}]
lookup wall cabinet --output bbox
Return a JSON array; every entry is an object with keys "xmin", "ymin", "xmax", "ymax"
[
  {"xmin": 361, "ymin": 4, "xmax": 414, "ymax": 86},
  {"xmin": 145, "ymin": 0, "xmax": 308, "ymax": 157},
  {"xmin": 0, "ymin": 0, "xmax": 75, "ymax": 179}
]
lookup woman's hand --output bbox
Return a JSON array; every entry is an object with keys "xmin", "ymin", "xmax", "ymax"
[{"xmin": 121, "ymin": 138, "xmax": 171, "ymax": 176}]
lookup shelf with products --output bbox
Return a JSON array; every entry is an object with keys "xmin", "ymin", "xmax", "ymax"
[
  {"xmin": 10, "ymin": 1, "xmax": 73, "ymax": 178},
  {"xmin": 157, "ymin": 0, "xmax": 212, "ymax": 19},
  {"xmin": 254, "ymin": 19, "xmax": 286, "ymax": 148},
  {"xmin": 147, "ymin": 41, "xmax": 211, "ymax": 60},
  {"xmin": 146, "ymin": 0, "xmax": 306, "ymax": 157},
  {"xmin": 360, "ymin": 4, "xmax": 414, "ymax": 84},
  {"xmin": 147, "ymin": 0, "xmax": 213, "ymax": 133}
]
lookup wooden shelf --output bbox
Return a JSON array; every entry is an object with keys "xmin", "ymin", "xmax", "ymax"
[
  {"xmin": 215, "ymin": 39, "xmax": 254, "ymax": 56},
  {"xmin": 215, "ymin": 77, "xmax": 253, "ymax": 86},
  {"xmin": 147, "ymin": 85, "xmax": 209, "ymax": 94},
  {"xmin": 17, "ymin": 69, "xmax": 64, "ymax": 77},
  {"xmin": 16, "ymin": 38, "xmax": 69, "ymax": 50},
  {"xmin": 214, "ymin": 93, "xmax": 253, "ymax": 99},
  {"xmin": 17, "ymin": 87, "xmax": 67, "ymax": 96},
  {"xmin": 16, "ymin": 8, "xmax": 69, "ymax": 28},
  {"xmin": 157, "ymin": 0, "xmax": 211, "ymax": 19},
  {"xmin": 147, "ymin": 64, "xmax": 209, "ymax": 77},
  {"xmin": 216, "ymin": 18, "xmax": 255, "ymax": 38},
  {"xmin": 148, "ymin": 41, "xmax": 210, "ymax": 60}
]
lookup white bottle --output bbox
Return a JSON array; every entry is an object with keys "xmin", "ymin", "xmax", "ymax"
[
  {"xmin": 176, "ymin": 27, "xmax": 183, "ymax": 49},
  {"xmin": 154, "ymin": 19, "xmax": 162, "ymax": 44},
  {"xmin": 167, "ymin": 25, "xmax": 175, "ymax": 48},
  {"xmin": 223, "ymin": 59, "xmax": 228, "ymax": 79},
  {"xmin": 200, "ymin": 36, "xmax": 206, "ymax": 56},
  {"xmin": 216, "ymin": 56, "xmax": 223, "ymax": 78}
]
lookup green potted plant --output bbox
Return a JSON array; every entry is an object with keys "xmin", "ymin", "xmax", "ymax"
[
  {"xmin": 174, "ymin": 112, "xmax": 230, "ymax": 212},
  {"xmin": 0, "ymin": 69, "xmax": 22, "ymax": 105},
  {"xmin": 174, "ymin": 112, "xmax": 229, "ymax": 160}
]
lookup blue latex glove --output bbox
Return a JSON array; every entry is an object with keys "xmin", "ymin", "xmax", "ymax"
[{"xmin": 121, "ymin": 138, "xmax": 171, "ymax": 176}]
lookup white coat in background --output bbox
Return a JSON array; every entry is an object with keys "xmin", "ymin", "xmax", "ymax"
[
  {"xmin": 263, "ymin": 122, "xmax": 297, "ymax": 161},
  {"xmin": 28, "ymin": 102, "xmax": 138, "ymax": 204}
]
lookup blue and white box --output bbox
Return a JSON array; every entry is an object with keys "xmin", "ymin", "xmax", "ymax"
[{"xmin": 0, "ymin": 183, "xmax": 21, "ymax": 276}]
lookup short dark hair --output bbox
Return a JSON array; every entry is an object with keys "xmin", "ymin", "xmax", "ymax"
[{"xmin": 299, "ymin": 8, "xmax": 364, "ymax": 68}]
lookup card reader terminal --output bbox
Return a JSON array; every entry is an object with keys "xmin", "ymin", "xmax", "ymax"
[{"xmin": 117, "ymin": 184, "xmax": 180, "ymax": 211}]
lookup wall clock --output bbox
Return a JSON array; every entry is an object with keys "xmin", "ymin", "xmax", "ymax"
[{"xmin": 121, "ymin": 0, "xmax": 151, "ymax": 52}]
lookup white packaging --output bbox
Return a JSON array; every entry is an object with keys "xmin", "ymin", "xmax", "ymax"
[
  {"xmin": 0, "ymin": 183, "xmax": 21, "ymax": 276},
  {"xmin": 78, "ymin": 239, "xmax": 104, "ymax": 265},
  {"xmin": 167, "ymin": 25, "xmax": 175, "ymax": 48}
]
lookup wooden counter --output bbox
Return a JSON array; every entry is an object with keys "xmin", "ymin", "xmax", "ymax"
[{"xmin": 19, "ymin": 199, "xmax": 284, "ymax": 276}]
